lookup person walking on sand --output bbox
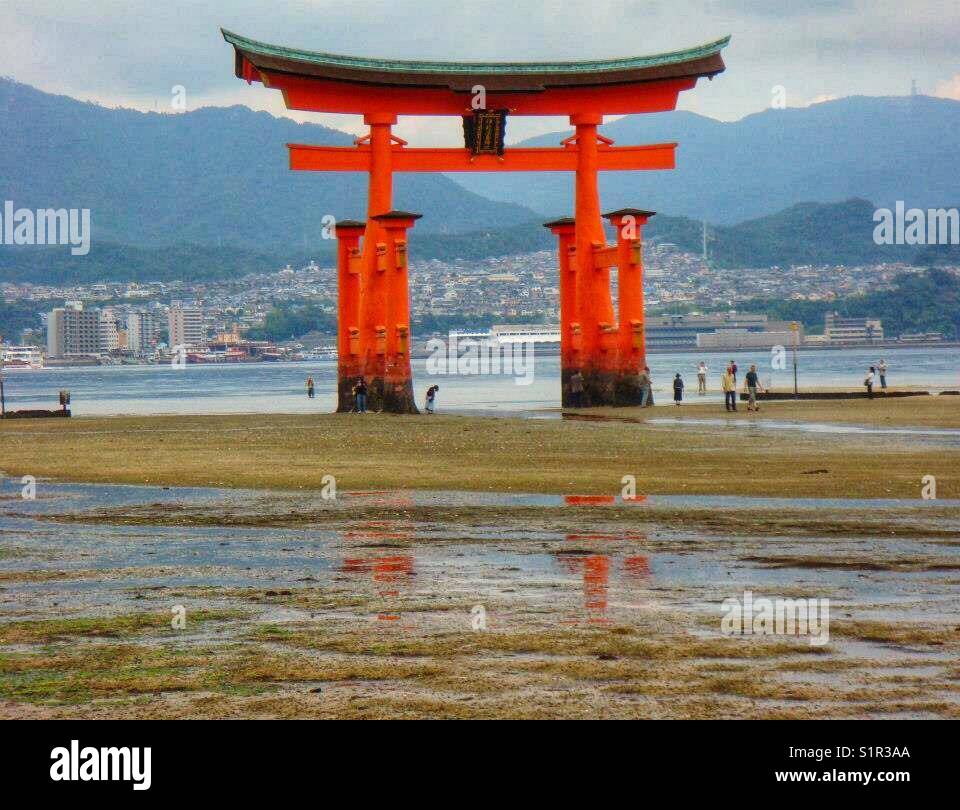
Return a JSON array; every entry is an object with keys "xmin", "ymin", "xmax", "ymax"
[
  {"xmin": 425, "ymin": 384, "xmax": 439, "ymax": 414},
  {"xmin": 640, "ymin": 365, "xmax": 654, "ymax": 407},
  {"xmin": 730, "ymin": 360, "xmax": 738, "ymax": 385},
  {"xmin": 878, "ymin": 359, "xmax": 888, "ymax": 393},
  {"xmin": 569, "ymin": 371, "xmax": 584, "ymax": 408},
  {"xmin": 353, "ymin": 377, "xmax": 368, "ymax": 413},
  {"xmin": 696, "ymin": 361, "xmax": 708, "ymax": 395},
  {"xmin": 306, "ymin": 376, "xmax": 315, "ymax": 399},
  {"xmin": 744, "ymin": 364, "xmax": 764, "ymax": 412},
  {"xmin": 673, "ymin": 373, "xmax": 684, "ymax": 406},
  {"xmin": 721, "ymin": 367, "xmax": 737, "ymax": 412},
  {"xmin": 864, "ymin": 366, "xmax": 876, "ymax": 399}
]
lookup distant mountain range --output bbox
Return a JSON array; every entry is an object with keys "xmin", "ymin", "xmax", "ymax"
[
  {"xmin": 1, "ymin": 79, "xmax": 958, "ymax": 286},
  {"xmin": 453, "ymin": 96, "xmax": 960, "ymax": 225},
  {"xmin": 0, "ymin": 78, "xmax": 537, "ymax": 251},
  {"xmin": 647, "ymin": 199, "xmax": 959, "ymax": 268}
]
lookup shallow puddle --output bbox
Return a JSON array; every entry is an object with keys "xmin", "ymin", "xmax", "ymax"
[
  {"xmin": 2, "ymin": 480, "xmax": 958, "ymax": 625},
  {"xmin": 646, "ymin": 417, "xmax": 960, "ymax": 446}
]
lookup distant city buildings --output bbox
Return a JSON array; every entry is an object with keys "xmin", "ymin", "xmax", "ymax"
[
  {"xmin": 824, "ymin": 313, "xmax": 884, "ymax": 344},
  {"xmin": 645, "ymin": 313, "xmax": 798, "ymax": 350},
  {"xmin": 9, "ymin": 251, "xmax": 954, "ymax": 364},
  {"xmin": 697, "ymin": 327, "xmax": 801, "ymax": 349}
]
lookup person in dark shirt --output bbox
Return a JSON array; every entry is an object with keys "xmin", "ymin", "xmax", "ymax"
[
  {"xmin": 673, "ymin": 373, "xmax": 684, "ymax": 406},
  {"xmin": 745, "ymin": 364, "xmax": 764, "ymax": 411},
  {"xmin": 425, "ymin": 384, "xmax": 439, "ymax": 413},
  {"xmin": 353, "ymin": 377, "xmax": 368, "ymax": 413}
]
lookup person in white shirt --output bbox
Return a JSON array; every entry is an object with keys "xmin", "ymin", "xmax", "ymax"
[
  {"xmin": 864, "ymin": 366, "xmax": 876, "ymax": 399},
  {"xmin": 878, "ymin": 359, "xmax": 888, "ymax": 392},
  {"xmin": 696, "ymin": 361, "xmax": 708, "ymax": 394}
]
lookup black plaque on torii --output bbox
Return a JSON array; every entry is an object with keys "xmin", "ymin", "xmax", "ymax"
[{"xmin": 463, "ymin": 109, "xmax": 508, "ymax": 156}]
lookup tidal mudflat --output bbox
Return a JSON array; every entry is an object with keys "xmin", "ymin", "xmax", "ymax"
[
  {"xmin": 2, "ymin": 481, "xmax": 959, "ymax": 719},
  {"xmin": 2, "ymin": 397, "xmax": 959, "ymax": 499}
]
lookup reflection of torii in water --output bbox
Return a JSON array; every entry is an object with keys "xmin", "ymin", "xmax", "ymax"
[
  {"xmin": 339, "ymin": 491, "xmax": 416, "ymax": 623},
  {"xmin": 221, "ymin": 29, "xmax": 729, "ymax": 412},
  {"xmin": 341, "ymin": 553, "xmax": 415, "ymax": 623},
  {"xmin": 556, "ymin": 544, "xmax": 652, "ymax": 625}
]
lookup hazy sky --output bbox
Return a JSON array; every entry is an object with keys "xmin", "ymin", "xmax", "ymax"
[{"xmin": 3, "ymin": 0, "xmax": 960, "ymax": 144}]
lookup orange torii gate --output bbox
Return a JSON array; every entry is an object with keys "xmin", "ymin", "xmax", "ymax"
[{"xmin": 223, "ymin": 30, "xmax": 729, "ymax": 411}]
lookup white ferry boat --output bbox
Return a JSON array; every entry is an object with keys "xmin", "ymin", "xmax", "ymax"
[
  {"xmin": 1, "ymin": 345, "xmax": 45, "ymax": 370},
  {"xmin": 301, "ymin": 347, "xmax": 338, "ymax": 361},
  {"xmin": 451, "ymin": 325, "xmax": 561, "ymax": 346},
  {"xmin": 489, "ymin": 324, "xmax": 560, "ymax": 345}
]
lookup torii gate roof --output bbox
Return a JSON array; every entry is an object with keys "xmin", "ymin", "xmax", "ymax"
[{"xmin": 223, "ymin": 29, "xmax": 729, "ymax": 96}]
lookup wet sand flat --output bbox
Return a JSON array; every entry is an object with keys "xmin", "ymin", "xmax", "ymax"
[
  {"xmin": 1, "ymin": 483, "xmax": 959, "ymax": 719},
  {"xmin": 1, "ymin": 397, "xmax": 959, "ymax": 499}
]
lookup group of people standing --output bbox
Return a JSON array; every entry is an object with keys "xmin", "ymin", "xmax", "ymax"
[{"xmin": 671, "ymin": 359, "xmax": 764, "ymax": 412}]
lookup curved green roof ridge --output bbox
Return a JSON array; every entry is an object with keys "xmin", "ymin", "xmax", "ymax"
[{"xmin": 222, "ymin": 28, "xmax": 730, "ymax": 76}]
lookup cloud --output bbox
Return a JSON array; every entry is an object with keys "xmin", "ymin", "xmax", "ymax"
[
  {"xmin": 2, "ymin": 0, "xmax": 957, "ymax": 137},
  {"xmin": 934, "ymin": 74, "xmax": 960, "ymax": 101}
]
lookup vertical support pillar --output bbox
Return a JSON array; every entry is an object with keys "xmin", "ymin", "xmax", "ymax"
[
  {"xmin": 359, "ymin": 112, "xmax": 397, "ymax": 411},
  {"xmin": 605, "ymin": 208, "xmax": 655, "ymax": 404},
  {"xmin": 543, "ymin": 217, "xmax": 581, "ymax": 406},
  {"xmin": 571, "ymin": 113, "xmax": 616, "ymax": 406},
  {"xmin": 334, "ymin": 219, "xmax": 366, "ymax": 412},
  {"xmin": 372, "ymin": 210, "xmax": 421, "ymax": 414}
]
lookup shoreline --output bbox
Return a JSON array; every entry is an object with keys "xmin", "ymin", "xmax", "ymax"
[
  {"xmin": 21, "ymin": 340, "xmax": 960, "ymax": 368},
  {"xmin": 372, "ymin": 340, "xmax": 959, "ymax": 360}
]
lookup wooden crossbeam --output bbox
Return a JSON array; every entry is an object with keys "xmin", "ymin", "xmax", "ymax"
[
  {"xmin": 591, "ymin": 245, "xmax": 619, "ymax": 270},
  {"xmin": 288, "ymin": 142, "xmax": 676, "ymax": 172}
]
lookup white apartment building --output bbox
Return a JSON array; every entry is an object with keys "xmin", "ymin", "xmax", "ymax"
[
  {"xmin": 98, "ymin": 307, "xmax": 121, "ymax": 353},
  {"xmin": 47, "ymin": 303, "xmax": 100, "ymax": 358},
  {"xmin": 168, "ymin": 303, "xmax": 205, "ymax": 348},
  {"xmin": 127, "ymin": 311, "xmax": 158, "ymax": 357}
]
